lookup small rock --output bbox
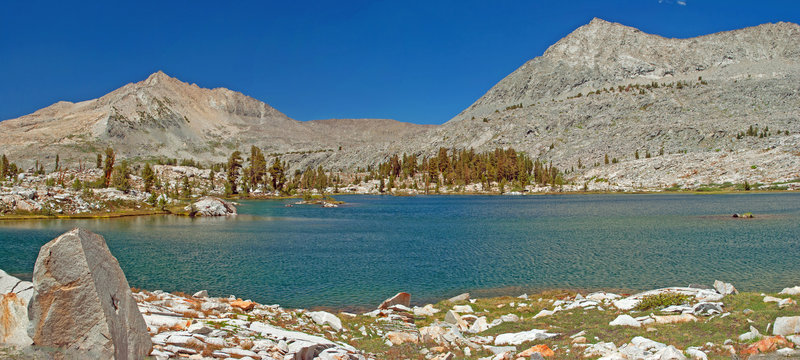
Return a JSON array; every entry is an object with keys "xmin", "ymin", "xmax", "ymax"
[
  {"xmin": 192, "ymin": 290, "xmax": 208, "ymax": 298},
  {"xmin": 413, "ymin": 304, "xmax": 440, "ymax": 316},
  {"xmin": 447, "ymin": 293, "xmax": 470, "ymax": 302},
  {"xmin": 231, "ymin": 299, "xmax": 256, "ymax": 311},
  {"xmin": 187, "ymin": 323, "xmax": 212, "ymax": 335},
  {"xmin": 307, "ymin": 311, "xmax": 343, "ymax": 332},
  {"xmin": 518, "ymin": 344, "xmax": 555, "ymax": 357},
  {"xmin": 714, "ymin": 280, "xmax": 738, "ymax": 295},
  {"xmin": 386, "ymin": 331, "xmax": 420, "ymax": 345},
  {"xmin": 452, "ymin": 304, "xmax": 473, "ymax": 313},
  {"xmin": 685, "ymin": 347, "xmax": 708, "ymax": 360},
  {"xmin": 610, "ymin": 314, "xmax": 641, "ymax": 327},
  {"xmin": 652, "ymin": 314, "xmax": 697, "ymax": 324},
  {"xmin": 494, "ymin": 329, "xmax": 558, "ymax": 345},
  {"xmin": 500, "ymin": 313, "xmax": 520, "ymax": 323},
  {"xmin": 739, "ymin": 325, "xmax": 761, "ymax": 342}
]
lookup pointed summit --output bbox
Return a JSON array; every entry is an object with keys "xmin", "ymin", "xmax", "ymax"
[{"xmin": 143, "ymin": 70, "xmax": 175, "ymax": 86}]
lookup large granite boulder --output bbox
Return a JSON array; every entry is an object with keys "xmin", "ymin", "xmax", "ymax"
[
  {"xmin": 27, "ymin": 228, "xmax": 152, "ymax": 359},
  {"xmin": 185, "ymin": 196, "xmax": 237, "ymax": 216},
  {"xmin": 0, "ymin": 269, "xmax": 34, "ymax": 346}
]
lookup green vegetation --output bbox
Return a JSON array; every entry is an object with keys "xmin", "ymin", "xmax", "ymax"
[
  {"xmin": 103, "ymin": 147, "xmax": 115, "ymax": 187},
  {"xmin": 634, "ymin": 293, "xmax": 692, "ymax": 311},
  {"xmin": 226, "ymin": 151, "xmax": 243, "ymax": 195}
]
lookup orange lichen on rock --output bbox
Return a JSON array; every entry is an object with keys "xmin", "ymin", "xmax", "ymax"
[
  {"xmin": 741, "ymin": 336, "xmax": 794, "ymax": 355},
  {"xmin": 519, "ymin": 344, "xmax": 555, "ymax": 357},
  {"xmin": 231, "ymin": 299, "xmax": 256, "ymax": 311}
]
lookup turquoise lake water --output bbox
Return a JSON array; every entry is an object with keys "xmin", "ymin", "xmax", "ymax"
[{"xmin": 1, "ymin": 194, "xmax": 799, "ymax": 309}]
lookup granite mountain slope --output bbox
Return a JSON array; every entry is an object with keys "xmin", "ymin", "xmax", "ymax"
[
  {"xmin": 392, "ymin": 19, "xmax": 800, "ymax": 188},
  {"xmin": 0, "ymin": 71, "xmax": 432, "ymax": 170},
  {"xmin": 2, "ymin": 19, "xmax": 799, "ymax": 188}
]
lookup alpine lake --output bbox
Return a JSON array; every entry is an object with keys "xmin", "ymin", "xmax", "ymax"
[{"xmin": 2, "ymin": 193, "xmax": 798, "ymax": 310}]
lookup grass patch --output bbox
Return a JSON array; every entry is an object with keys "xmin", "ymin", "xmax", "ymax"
[{"xmin": 634, "ymin": 293, "xmax": 692, "ymax": 311}]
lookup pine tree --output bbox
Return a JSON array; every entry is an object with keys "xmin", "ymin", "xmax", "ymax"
[
  {"xmin": 111, "ymin": 160, "xmax": 130, "ymax": 192},
  {"xmin": 226, "ymin": 151, "xmax": 243, "ymax": 195},
  {"xmin": 181, "ymin": 176, "xmax": 191, "ymax": 198},
  {"xmin": 141, "ymin": 163, "xmax": 155, "ymax": 193},
  {"xmin": 269, "ymin": 158, "xmax": 286, "ymax": 193},
  {"xmin": 103, "ymin": 147, "xmax": 115, "ymax": 187},
  {"xmin": 249, "ymin": 146, "xmax": 267, "ymax": 189},
  {"xmin": 96, "ymin": 153, "xmax": 103, "ymax": 169},
  {"xmin": 604, "ymin": 154, "xmax": 610, "ymax": 165},
  {"xmin": 54, "ymin": 154, "xmax": 60, "ymax": 172},
  {"xmin": 0, "ymin": 154, "xmax": 7, "ymax": 180}
]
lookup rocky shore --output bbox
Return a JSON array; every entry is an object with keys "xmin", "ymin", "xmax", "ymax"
[{"xmin": 1, "ymin": 229, "xmax": 800, "ymax": 359}]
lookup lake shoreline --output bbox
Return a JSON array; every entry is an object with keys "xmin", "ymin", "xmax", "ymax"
[{"xmin": 2, "ymin": 188, "xmax": 795, "ymax": 221}]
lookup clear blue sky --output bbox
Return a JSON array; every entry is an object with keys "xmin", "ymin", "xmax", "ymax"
[{"xmin": 1, "ymin": 1, "xmax": 797, "ymax": 125}]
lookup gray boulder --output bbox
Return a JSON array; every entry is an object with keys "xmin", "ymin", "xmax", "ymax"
[
  {"xmin": 27, "ymin": 228, "xmax": 152, "ymax": 359},
  {"xmin": 713, "ymin": 280, "xmax": 738, "ymax": 295},
  {"xmin": 185, "ymin": 196, "xmax": 237, "ymax": 216}
]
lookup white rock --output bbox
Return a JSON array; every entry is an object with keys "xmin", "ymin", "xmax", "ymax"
[
  {"xmin": 653, "ymin": 345, "xmax": 687, "ymax": 360},
  {"xmin": 713, "ymin": 280, "xmax": 738, "ymax": 295},
  {"xmin": 308, "ymin": 311, "xmax": 343, "ymax": 332},
  {"xmin": 494, "ymin": 329, "xmax": 558, "ymax": 345},
  {"xmin": 773, "ymin": 316, "xmax": 800, "ymax": 336},
  {"xmin": 739, "ymin": 326, "xmax": 761, "ymax": 341},
  {"xmin": 780, "ymin": 286, "xmax": 800, "ymax": 295},
  {"xmin": 686, "ymin": 347, "xmax": 708, "ymax": 360},
  {"xmin": 584, "ymin": 342, "xmax": 618, "ymax": 358},
  {"xmin": 587, "ymin": 292, "xmax": 621, "ymax": 302},
  {"xmin": 453, "ymin": 304, "xmax": 474, "ymax": 313},
  {"xmin": 500, "ymin": 313, "xmax": 520, "ymax": 323},
  {"xmin": 788, "ymin": 334, "xmax": 800, "ymax": 345},
  {"xmin": 630, "ymin": 336, "xmax": 666, "ymax": 352},
  {"xmin": 187, "ymin": 322, "xmax": 212, "ymax": 335},
  {"xmin": 533, "ymin": 308, "xmax": 557, "ymax": 318},
  {"xmin": 413, "ymin": 304, "xmax": 440, "ymax": 316},
  {"xmin": 468, "ymin": 317, "xmax": 489, "ymax": 334},
  {"xmin": 185, "ymin": 196, "xmax": 237, "ymax": 216},
  {"xmin": 610, "ymin": 314, "xmax": 641, "ymax": 327}
]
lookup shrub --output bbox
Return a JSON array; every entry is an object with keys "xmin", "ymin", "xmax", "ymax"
[{"xmin": 634, "ymin": 293, "xmax": 692, "ymax": 311}]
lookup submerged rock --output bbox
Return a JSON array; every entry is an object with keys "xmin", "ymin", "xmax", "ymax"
[
  {"xmin": 185, "ymin": 196, "xmax": 237, "ymax": 216},
  {"xmin": 27, "ymin": 228, "xmax": 152, "ymax": 359}
]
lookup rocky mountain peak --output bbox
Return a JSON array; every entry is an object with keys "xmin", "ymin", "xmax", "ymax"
[{"xmin": 144, "ymin": 70, "xmax": 172, "ymax": 84}]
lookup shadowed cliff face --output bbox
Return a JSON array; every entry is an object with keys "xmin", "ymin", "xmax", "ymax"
[{"xmin": 0, "ymin": 19, "xmax": 798, "ymax": 185}]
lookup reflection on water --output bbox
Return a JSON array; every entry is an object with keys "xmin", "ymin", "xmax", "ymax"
[{"xmin": 2, "ymin": 193, "xmax": 799, "ymax": 308}]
